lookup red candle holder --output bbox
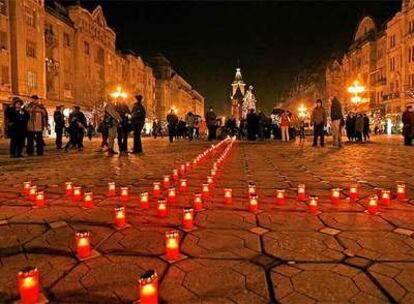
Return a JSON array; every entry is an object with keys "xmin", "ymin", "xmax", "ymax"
[
  {"xmin": 297, "ymin": 184, "xmax": 306, "ymax": 201},
  {"xmin": 367, "ymin": 195, "xmax": 379, "ymax": 214},
  {"xmin": 179, "ymin": 179, "xmax": 188, "ymax": 192},
  {"xmin": 107, "ymin": 182, "xmax": 116, "ymax": 197},
  {"xmin": 207, "ymin": 176, "xmax": 214, "ymax": 186},
  {"xmin": 308, "ymin": 196, "xmax": 319, "ymax": 213},
  {"xmin": 120, "ymin": 186, "xmax": 129, "ymax": 203},
  {"xmin": 138, "ymin": 270, "xmax": 158, "ymax": 304},
  {"xmin": 248, "ymin": 183, "xmax": 256, "ymax": 196},
  {"xmin": 153, "ymin": 182, "xmax": 161, "ymax": 197},
  {"xmin": 163, "ymin": 175, "xmax": 171, "ymax": 189},
  {"xmin": 140, "ymin": 192, "xmax": 149, "ymax": 209},
  {"xmin": 182, "ymin": 207, "xmax": 194, "ymax": 230},
  {"xmin": 202, "ymin": 183, "xmax": 210, "ymax": 199},
  {"xmin": 224, "ymin": 188, "xmax": 233, "ymax": 205},
  {"xmin": 172, "ymin": 169, "xmax": 179, "ymax": 181},
  {"xmin": 83, "ymin": 192, "xmax": 94, "ymax": 208},
  {"xmin": 331, "ymin": 188, "xmax": 341, "ymax": 205},
  {"xmin": 23, "ymin": 181, "xmax": 31, "ymax": 196},
  {"xmin": 157, "ymin": 198, "xmax": 167, "ymax": 217},
  {"xmin": 211, "ymin": 169, "xmax": 217, "ymax": 178},
  {"xmin": 73, "ymin": 186, "xmax": 82, "ymax": 202},
  {"xmin": 35, "ymin": 191, "xmax": 45, "ymax": 208},
  {"xmin": 65, "ymin": 182, "xmax": 73, "ymax": 196},
  {"xmin": 75, "ymin": 231, "xmax": 91, "ymax": 258},
  {"xmin": 28, "ymin": 186, "xmax": 37, "ymax": 202},
  {"xmin": 114, "ymin": 206, "xmax": 126, "ymax": 228},
  {"xmin": 167, "ymin": 187, "xmax": 176, "ymax": 204},
  {"xmin": 396, "ymin": 183, "xmax": 406, "ymax": 201},
  {"xmin": 165, "ymin": 230, "xmax": 180, "ymax": 260},
  {"xmin": 249, "ymin": 194, "xmax": 258, "ymax": 212},
  {"xmin": 381, "ymin": 190, "xmax": 391, "ymax": 205},
  {"xmin": 193, "ymin": 193, "xmax": 203, "ymax": 211},
  {"xmin": 275, "ymin": 190, "xmax": 285, "ymax": 205},
  {"xmin": 179, "ymin": 165, "xmax": 186, "ymax": 175},
  {"xmin": 18, "ymin": 266, "xmax": 40, "ymax": 304},
  {"xmin": 349, "ymin": 185, "xmax": 358, "ymax": 201},
  {"xmin": 185, "ymin": 162, "xmax": 191, "ymax": 171}
]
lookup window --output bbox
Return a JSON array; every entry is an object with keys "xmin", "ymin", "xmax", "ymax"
[
  {"xmin": 0, "ymin": 31, "xmax": 7, "ymax": 49},
  {"xmin": 26, "ymin": 40, "xmax": 36, "ymax": 58},
  {"xmin": 27, "ymin": 71, "xmax": 37, "ymax": 89},
  {"xmin": 83, "ymin": 41, "xmax": 90, "ymax": 55},
  {"xmin": 63, "ymin": 32, "xmax": 70, "ymax": 47},
  {"xmin": 390, "ymin": 35, "xmax": 396, "ymax": 48},
  {"xmin": 24, "ymin": 7, "xmax": 36, "ymax": 27},
  {"xmin": 0, "ymin": 0, "xmax": 7, "ymax": 15},
  {"xmin": 96, "ymin": 47, "xmax": 104, "ymax": 64},
  {"xmin": 390, "ymin": 57, "xmax": 396, "ymax": 71},
  {"xmin": 1, "ymin": 65, "xmax": 9, "ymax": 85}
]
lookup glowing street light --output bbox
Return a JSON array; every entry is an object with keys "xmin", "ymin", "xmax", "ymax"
[
  {"xmin": 347, "ymin": 80, "xmax": 365, "ymax": 105},
  {"xmin": 298, "ymin": 104, "xmax": 307, "ymax": 118},
  {"xmin": 111, "ymin": 86, "xmax": 128, "ymax": 99}
]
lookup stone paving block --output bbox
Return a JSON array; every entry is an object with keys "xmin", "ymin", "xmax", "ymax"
[
  {"xmin": 195, "ymin": 210, "xmax": 256, "ymax": 230},
  {"xmin": 249, "ymin": 226, "xmax": 269, "ymax": 235},
  {"xmin": 319, "ymin": 227, "xmax": 341, "ymax": 235},
  {"xmin": 393, "ymin": 227, "xmax": 414, "ymax": 236},
  {"xmin": 319, "ymin": 212, "xmax": 394, "ymax": 231},
  {"xmin": 258, "ymin": 211, "xmax": 324, "ymax": 231}
]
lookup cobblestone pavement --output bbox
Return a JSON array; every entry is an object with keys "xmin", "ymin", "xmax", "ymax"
[{"xmin": 0, "ymin": 136, "xmax": 413, "ymax": 303}]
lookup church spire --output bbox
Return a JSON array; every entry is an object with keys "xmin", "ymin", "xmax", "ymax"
[{"xmin": 231, "ymin": 67, "xmax": 246, "ymax": 97}]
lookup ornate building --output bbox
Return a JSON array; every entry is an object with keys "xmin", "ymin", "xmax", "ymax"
[{"xmin": 230, "ymin": 68, "xmax": 245, "ymax": 120}]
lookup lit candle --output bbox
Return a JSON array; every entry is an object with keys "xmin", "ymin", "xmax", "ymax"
[
  {"xmin": 248, "ymin": 183, "xmax": 256, "ymax": 196},
  {"xmin": 35, "ymin": 191, "xmax": 45, "ymax": 208},
  {"xmin": 107, "ymin": 182, "xmax": 116, "ymax": 197},
  {"xmin": 297, "ymin": 184, "xmax": 306, "ymax": 201},
  {"xmin": 308, "ymin": 196, "xmax": 319, "ymax": 213},
  {"xmin": 396, "ymin": 183, "xmax": 406, "ymax": 201},
  {"xmin": 185, "ymin": 162, "xmax": 191, "ymax": 171},
  {"xmin": 367, "ymin": 195, "xmax": 379, "ymax": 214},
  {"xmin": 182, "ymin": 207, "xmax": 194, "ymax": 230},
  {"xmin": 331, "ymin": 188, "xmax": 341, "ymax": 205},
  {"xmin": 165, "ymin": 230, "xmax": 180, "ymax": 261},
  {"xmin": 65, "ymin": 182, "xmax": 73, "ymax": 196},
  {"xmin": 120, "ymin": 186, "xmax": 129, "ymax": 203},
  {"xmin": 140, "ymin": 192, "xmax": 149, "ymax": 209},
  {"xmin": 193, "ymin": 193, "xmax": 203, "ymax": 211},
  {"xmin": 207, "ymin": 176, "xmax": 214, "ymax": 186},
  {"xmin": 114, "ymin": 206, "xmax": 126, "ymax": 228},
  {"xmin": 179, "ymin": 165, "xmax": 186, "ymax": 175},
  {"xmin": 202, "ymin": 183, "xmax": 210, "ymax": 199},
  {"xmin": 153, "ymin": 182, "xmax": 161, "ymax": 197},
  {"xmin": 224, "ymin": 188, "xmax": 232, "ymax": 205},
  {"xmin": 179, "ymin": 179, "xmax": 188, "ymax": 192},
  {"xmin": 18, "ymin": 267, "xmax": 40, "ymax": 304},
  {"xmin": 249, "ymin": 194, "xmax": 258, "ymax": 212},
  {"xmin": 275, "ymin": 189, "xmax": 285, "ymax": 205},
  {"xmin": 28, "ymin": 186, "xmax": 37, "ymax": 201},
  {"xmin": 138, "ymin": 270, "xmax": 158, "ymax": 304},
  {"xmin": 381, "ymin": 190, "xmax": 391, "ymax": 205},
  {"xmin": 75, "ymin": 231, "xmax": 91, "ymax": 258},
  {"xmin": 23, "ymin": 181, "xmax": 31, "ymax": 196},
  {"xmin": 167, "ymin": 187, "xmax": 176, "ymax": 204},
  {"xmin": 349, "ymin": 185, "xmax": 358, "ymax": 201},
  {"xmin": 163, "ymin": 175, "xmax": 170, "ymax": 189},
  {"xmin": 157, "ymin": 198, "xmax": 167, "ymax": 217},
  {"xmin": 172, "ymin": 169, "xmax": 179, "ymax": 181},
  {"xmin": 83, "ymin": 192, "xmax": 94, "ymax": 208},
  {"xmin": 211, "ymin": 169, "xmax": 217, "ymax": 178},
  {"xmin": 73, "ymin": 186, "xmax": 82, "ymax": 202}
]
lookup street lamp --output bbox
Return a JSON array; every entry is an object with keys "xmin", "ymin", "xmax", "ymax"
[
  {"xmin": 298, "ymin": 104, "xmax": 307, "ymax": 118},
  {"xmin": 347, "ymin": 80, "xmax": 365, "ymax": 105},
  {"xmin": 111, "ymin": 86, "xmax": 128, "ymax": 99}
]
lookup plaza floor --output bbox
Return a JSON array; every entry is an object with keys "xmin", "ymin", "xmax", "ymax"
[{"xmin": 0, "ymin": 136, "xmax": 413, "ymax": 303}]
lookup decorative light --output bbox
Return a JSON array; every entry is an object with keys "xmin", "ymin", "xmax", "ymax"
[
  {"xmin": 18, "ymin": 267, "xmax": 40, "ymax": 304},
  {"xmin": 120, "ymin": 187, "xmax": 129, "ymax": 203},
  {"xmin": 182, "ymin": 207, "xmax": 194, "ymax": 230},
  {"xmin": 308, "ymin": 196, "xmax": 319, "ymax": 213},
  {"xmin": 114, "ymin": 206, "xmax": 126, "ymax": 228},
  {"xmin": 167, "ymin": 187, "xmax": 176, "ymax": 204},
  {"xmin": 111, "ymin": 86, "xmax": 128, "ymax": 99},
  {"xmin": 138, "ymin": 270, "xmax": 158, "ymax": 304},
  {"xmin": 396, "ymin": 183, "xmax": 406, "ymax": 201},
  {"xmin": 193, "ymin": 193, "xmax": 203, "ymax": 211},
  {"xmin": 331, "ymin": 188, "xmax": 341, "ymax": 205},
  {"xmin": 248, "ymin": 183, "xmax": 256, "ymax": 196},
  {"xmin": 75, "ymin": 231, "xmax": 91, "ymax": 258},
  {"xmin": 348, "ymin": 80, "xmax": 365, "ymax": 105},
  {"xmin": 297, "ymin": 184, "xmax": 306, "ymax": 201},
  {"xmin": 202, "ymin": 183, "xmax": 210, "ymax": 199},
  {"xmin": 179, "ymin": 165, "xmax": 186, "ymax": 175},
  {"xmin": 83, "ymin": 192, "xmax": 94, "ymax": 209},
  {"xmin": 28, "ymin": 186, "xmax": 37, "ymax": 202},
  {"xmin": 107, "ymin": 182, "xmax": 116, "ymax": 197},
  {"xmin": 153, "ymin": 182, "xmax": 161, "ymax": 197},
  {"xmin": 35, "ymin": 192, "xmax": 45, "ymax": 208},
  {"xmin": 381, "ymin": 190, "xmax": 391, "ymax": 205},
  {"xmin": 65, "ymin": 182, "xmax": 73, "ymax": 196},
  {"xmin": 367, "ymin": 195, "xmax": 379, "ymax": 214},
  {"xmin": 73, "ymin": 186, "xmax": 82, "ymax": 202},
  {"xmin": 179, "ymin": 179, "xmax": 188, "ymax": 192},
  {"xmin": 157, "ymin": 198, "xmax": 167, "ymax": 217},
  {"xmin": 207, "ymin": 176, "xmax": 214, "ymax": 187},
  {"xmin": 249, "ymin": 194, "xmax": 258, "ymax": 212},
  {"xmin": 23, "ymin": 181, "xmax": 31, "ymax": 196},
  {"xmin": 224, "ymin": 188, "xmax": 232, "ymax": 205},
  {"xmin": 165, "ymin": 230, "xmax": 180, "ymax": 261},
  {"xmin": 349, "ymin": 185, "xmax": 358, "ymax": 201},
  {"xmin": 163, "ymin": 176, "xmax": 171, "ymax": 189},
  {"xmin": 140, "ymin": 192, "xmax": 149, "ymax": 209},
  {"xmin": 172, "ymin": 169, "xmax": 179, "ymax": 181},
  {"xmin": 275, "ymin": 189, "xmax": 285, "ymax": 205}
]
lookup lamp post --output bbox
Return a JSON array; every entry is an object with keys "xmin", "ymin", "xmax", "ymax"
[{"xmin": 347, "ymin": 80, "xmax": 365, "ymax": 111}]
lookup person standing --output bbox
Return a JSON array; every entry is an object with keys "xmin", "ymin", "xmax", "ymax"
[
  {"xmin": 115, "ymin": 99, "xmax": 131, "ymax": 154},
  {"xmin": 330, "ymin": 97, "xmax": 343, "ymax": 147},
  {"xmin": 53, "ymin": 105, "xmax": 65, "ymax": 149},
  {"xmin": 205, "ymin": 106, "xmax": 217, "ymax": 141},
  {"xmin": 298, "ymin": 120, "xmax": 305, "ymax": 143},
  {"xmin": 311, "ymin": 99, "xmax": 327, "ymax": 147},
  {"xmin": 185, "ymin": 111, "xmax": 195, "ymax": 141},
  {"xmin": 166, "ymin": 109, "xmax": 179, "ymax": 143},
  {"xmin": 402, "ymin": 105, "xmax": 414, "ymax": 146},
  {"xmin": 5, "ymin": 98, "xmax": 29, "ymax": 158},
  {"xmin": 104, "ymin": 97, "xmax": 122, "ymax": 155},
  {"xmin": 25, "ymin": 95, "xmax": 48, "ymax": 156},
  {"xmin": 363, "ymin": 114, "xmax": 370, "ymax": 141},
  {"xmin": 280, "ymin": 111, "xmax": 290, "ymax": 142},
  {"xmin": 355, "ymin": 113, "xmax": 364, "ymax": 142},
  {"xmin": 65, "ymin": 106, "xmax": 87, "ymax": 152},
  {"xmin": 131, "ymin": 95, "xmax": 146, "ymax": 154}
]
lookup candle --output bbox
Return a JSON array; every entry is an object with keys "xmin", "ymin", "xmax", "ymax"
[
  {"xmin": 163, "ymin": 175, "xmax": 171, "ymax": 189},
  {"xmin": 185, "ymin": 162, "xmax": 191, "ymax": 171},
  {"xmin": 202, "ymin": 183, "xmax": 210, "ymax": 199},
  {"xmin": 167, "ymin": 187, "xmax": 176, "ymax": 204},
  {"xmin": 18, "ymin": 267, "xmax": 40, "ymax": 304},
  {"xmin": 23, "ymin": 181, "xmax": 31, "ymax": 195},
  {"xmin": 153, "ymin": 182, "xmax": 161, "ymax": 197},
  {"xmin": 107, "ymin": 182, "xmax": 116, "ymax": 197},
  {"xmin": 84, "ymin": 192, "xmax": 94, "ymax": 209},
  {"xmin": 396, "ymin": 183, "xmax": 406, "ymax": 201},
  {"xmin": 28, "ymin": 186, "xmax": 37, "ymax": 202},
  {"xmin": 65, "ymin": 182, "xmax": 73, "ymax": 196},
  {"xmin": 140, "ymin": 192, "xmax": 149, "ymax": 209},
  {"xmin": 381, "ymin": 190, "xmax": 391, "ymax": 205},
  {"xmin": 165, "ymin": 230, "xmax": 180, "ymax": 261},
  {"xmin": 207, "ymin": 176, "xmax": 214, "ymax": 186},
  {"xmin": 249, "ymin": 194, "xmax": 258, "ymax": 212},
  {"xmin": 211, "ymin": 169, "xmax": 217, "ymax": 178},
  {"xmin": 308, "ymin": 196, "xmax": 319, "ymax": 213},
  {"xmin": 224, "ymin": 188, "xmax": 232, "ymax": 205},
  {"xmin": 172, "ymin": 169, "xmax": 179, "ymax": 181},
  {"xmin": 275, "ymin": 189, "xmax": 285, "ymax": 205},
  {"xmin": 73, "ymin": 186, "xmax": 82, "ymax": 202},
  {"xmin": 179, "ymin": 165, "xmax": 186, "ymax": 175},
  {"xmin": 193, "ymin": 193, "xmax": 203, "ymax": 211},
  {"xmin": 114, "ymin": 206, "xmax": 126, "ymax": 228},
  {"xmin": 297, "ymin": 184, "xmax": 306, "ymax": 201},
  {"xmin": 182, "ymin": 207, "xmax": 194, "ymax": 230},
  {"xmin": 331, "ymin": 188, "xmax": 341, "ymax": 205},
  {"xmin": 349, "ymin": 185, "xmax": 358, "ymax": 201},
  {"xmin": 120, "ymin": 186, "xmax": 129, "ymax": 203},
  {"xmin": 248, "ymin": 183, "xmax": 256, "ymax": 196},
  {"xmin": 35, "ymin": 191, "xmax": 45, "ymax": 208},
  {"xmin": 75, "ymin": 231, "xmax": 91, "ymax": 258},
  {"xmin": 138, "ymin": 270, "xmax": 158, "ymax": 304},
  {"xmin": 367, "ymin": 195, "xmax": 379, "ymax": 214},
  {"xmin": 157, "ymin": 198, "xmax": 167, "ymax": 217},
  {"xmin": 179, "ymin": 179, "xmax": 188, "ymax": 192}
]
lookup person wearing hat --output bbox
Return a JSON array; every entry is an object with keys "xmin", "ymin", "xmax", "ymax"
[
  {"xmin": 402, "ymin": 105, "xmax": 414, "ymax": 146},
  {"xmin": 5, "ymin": 97, "xmax": 29, "ymax": 157},
  {"xmin": 25, "ymin": 95, "xmax": 48, "ymax": 156},
  {"xmin": 131, "ymin": 94, "xmax": 146, "ymax": 153},
  {"xmin": 54, "ymin": 105, "xmax": 65, "ymax": 149},
  {"xmin": 311, "ymin": 99, "xmax": 327, "ymax": 147},
  {"xmin": 65, "ymin": 105, "xmax": 87, "ymax": 152}
]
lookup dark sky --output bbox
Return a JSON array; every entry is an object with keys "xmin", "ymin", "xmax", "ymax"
[{"xmin": 81, "ymin": 0, "xmax": 401, "ymax": 114}]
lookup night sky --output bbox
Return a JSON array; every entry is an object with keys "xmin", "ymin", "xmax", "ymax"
[{"xmin": 81, "ymin": 0, "xmax": 401, "ymax": 114}]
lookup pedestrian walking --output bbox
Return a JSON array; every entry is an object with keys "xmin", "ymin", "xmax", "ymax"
[
  {"xmin": 65, "ymin": 105, "xmax": 87, "ymax": 152},
  {"xmin": 330, "ymin": 97, "xmax": 343, "ymax": 147},
  {"xmin": 25, "ymin": 95, "xmax": 48, "ymax": 156},
  {"xmin": 96, "ymin": 114, "xmax": 109, "ymax": 152},
  {"xmin": 5, "ymin": 98, "xmax": 29, "ymax": 158},
  {"xmin": 53, "ymin": 105, "xmax": 65, "ymax": 149},
  {"xmin": 185, "ymin": 111, "xmax": 195, "ymax": 141},
  {"xmin": 87, "ymin": 122, "xmax": 95, "ymax": 140},
  {"xmin": 205, "ymin": 106, "xmax": 217, "ymax": 141},
  {"xmin": 298, "ymin": 120, "xmax": 305, "ymax": 143},
  {"xmin": 363, "ymin": 114, "xmax": 370, "ymax": 141},
  {"xmin": 115, "ymin": 99, "xmax": 131, "ymax": 154},
  {"xmin": 355, "ymin": 113, "xmax": 364, "ymax": 142},
  {"xmin": 270, "ymin": 109, "xmax": 280, "ymax": 140},
  {"xmin": 402, "ymin": 105, "xmax": 414, "ymax": 146},
  {"xmin": 246, "ymin": 109, "xmax": 259, "ymax": 141},
  {"xmin": 166, "ymin": 109, "xmax": 179, "ymax": 143},
  {"xmin": 104, "ymin": 97, "xmax": 122, "ymax": 155},
  {"xmin": 280, "ymin": 111, "xmax": 290, "ymax": 142},
  {"xmin": 311, "ymin": 99, "xmax": 327, "ymax": 147},
  {"xmin": 131, "ymin": 95, "xmax": 146, "ymax": 154}
]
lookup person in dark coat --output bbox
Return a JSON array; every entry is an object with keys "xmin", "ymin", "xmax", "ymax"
[
  {"xmin": 114, "ymin": 100, "xmax": 131, "ymax": 154},
  {"xmin": 225, "ymin": 115, "xmax": 238, "ymax": 137},
  {"xmin": 166, "ymin": 109, "xmax": 179, "ymax": 143},
  {"xmin": 310, "ymin": 99, "xmax": 327, "ymax": 147},
  {"xmin": 246, "ymin": 109, "xmax": 259, "ymax": 141},
  {"xmin": 205, "ymin": 106, "xmax": 217, "ymax": 141},
  {"xmin": 402, "ymin": 105, "xmax": 414, "ymax": 146},
  {"xmin": 363, "ymin": 114, "xmax": 370, "ymax": 141},
  {"xmin": 65, "ymin": 105, "xmax": 87, "ymax": 152},
  {"xmin": 355, "ymin": 113, "xmax": 364, "ymax": 142},
  {"xmin": 25, "ymin": 95, "xmax": 48, "ymax": 156},
  {"xmin": 53, "ymin": 105, "xmax": 65, "ymax": 149},
  {"xmin": 131, "ymin": 95, "xmax": 146, "ymax": 154},
  {"xmin": 5, "ymin": 98, "xmax": 29, "ymax": 158}
]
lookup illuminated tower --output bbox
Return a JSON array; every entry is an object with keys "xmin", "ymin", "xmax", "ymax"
[{"xmin": 230, "ymin": 68, "xmax": 245, "ymax": 120}]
